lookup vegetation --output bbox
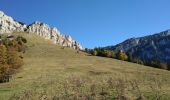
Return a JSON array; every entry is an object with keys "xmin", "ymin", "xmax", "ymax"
[
  {"xmin": 86, "ymin": 48, "xmax": 169, "ymax": 70},
  {"xmin": 85, "ymin": 48, "xmax": 128, "ymax": 61},
  {"xmin": 117, "ymin": 51, "xmax": 128, "ymax": 61},
  {"xmin": 0, "ymin": 35, "xmax": 27, "ymax": 83},
  {"xmin": 0, "ymin": 33, "xmax": 170, "ymax": 100}
]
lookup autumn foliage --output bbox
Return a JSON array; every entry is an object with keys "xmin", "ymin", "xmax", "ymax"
[
  {"xmin": 85, "ymin": 47, "xmax": 169, "ymax": 70},
  {"xmin": 0, "ymin": 35, "xmax": 27, "ymax": 83},
  {"xmin": 85, "ymin": 48, "xmax": 128, "ymax": 61}
]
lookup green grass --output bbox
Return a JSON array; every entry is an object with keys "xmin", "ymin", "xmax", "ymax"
[{"xmin": 0, "ymin": 32, "xmax": 170, "ymax": 100}]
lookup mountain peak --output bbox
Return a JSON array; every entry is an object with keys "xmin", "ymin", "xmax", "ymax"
[
  {"xmin": 31, "ymin": 21, "xmax": 46, "ymax": 25},
  {"xmin": 0, "ymin": 11, "xmax": 4, "ymax": 16},
  {"xmin": 104, "ymin": 29, "xmax": 170, "ymax": 67},
  {"xmin": 0, "ymin": 11, "xmax": 83, "ymax": 50}
]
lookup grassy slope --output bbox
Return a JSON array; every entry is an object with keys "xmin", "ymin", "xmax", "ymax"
[{"xmin": 0, "ymin": 33, "xmax": 170, "ymax": 99}]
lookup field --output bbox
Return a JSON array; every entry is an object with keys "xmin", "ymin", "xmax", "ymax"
[{"xmin": 0, "ymin": 33, "xmax": 170, "ymax": 100}]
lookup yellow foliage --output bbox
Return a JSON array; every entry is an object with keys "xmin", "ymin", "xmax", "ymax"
[
  {"xmin": 118, "ymin": 52, "xmax": 128, "ymax": 61},
  {"xmin": 92, "ymin": 50, "xmax": 98, "ymax": 56}
]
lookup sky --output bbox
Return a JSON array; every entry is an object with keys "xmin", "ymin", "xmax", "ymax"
[{"xmin": 1, "ymin": 0, "xmax": 170, "ymax": 48}]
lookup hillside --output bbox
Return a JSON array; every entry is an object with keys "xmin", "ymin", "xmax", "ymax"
[
  {"xmin": 104, "ymin": 30, "xmax": 170, "ymax": 69},
  {"xmin": 0, "ymin": 33, "xmax": 170, "ymax": 100}
]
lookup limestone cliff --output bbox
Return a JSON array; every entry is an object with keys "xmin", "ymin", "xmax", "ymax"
[{"xmin": 0, "ymin": 11, "xmax": 83, "ymax": 50}]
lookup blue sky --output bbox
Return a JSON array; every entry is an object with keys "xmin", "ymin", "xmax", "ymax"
[{"xmin": 1, "ymin": 0, "xmax": 170, "ymax": 48}]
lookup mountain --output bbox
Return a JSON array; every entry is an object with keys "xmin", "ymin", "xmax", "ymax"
[
  {"xmin": 0, "ymin": 11, "xmax": 83, "ymax": 50},
  {"xmin": 104, "ymin": 30, "xmax": 170, "ymax": 68},
  {"xmin": 1, "ymin": 11, "xmax": 170, "ymax": 100},
  {"xmin": 1, "ymin": 32, "xmax": 170, "ymax": 99}
]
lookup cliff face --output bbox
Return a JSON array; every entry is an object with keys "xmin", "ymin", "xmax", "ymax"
[
  {"xmin": 105, "ymin": 30, "xmax": 170, "ymax": 65},
  {"xmin": 0, "ymin": 11, "xmax": 27, "ymax": 33},
  {"xmin": 0, "ymin": 11, "xmax": 83, "ymax": 50}
]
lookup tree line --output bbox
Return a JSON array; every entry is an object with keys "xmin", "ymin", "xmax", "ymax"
[
  {"xmin": 85, "ymin": 48, "xmax": 169, "ymax": 70},
  {"xmin": 85, "ymin": 48, "xmax": 128, "ymax": 61},
  {"xmin": 0, "ymin": 35, "xmax": 27, "ymax": 83}
]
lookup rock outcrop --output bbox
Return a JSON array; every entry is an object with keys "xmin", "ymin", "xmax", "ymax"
[
  {"xmin": 0, "ymin": 11, "xmax": 83, "ymax": 50},
  {"xmin": 104, "ymin": 30, "xmax": 170, "ymax": 66},
  {"xmin": 0, "ymin": 11, "xmax": 27, "ymax": 33}
]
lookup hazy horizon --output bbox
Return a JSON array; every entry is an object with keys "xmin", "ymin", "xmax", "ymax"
[{"xmin": 1, "ymin": 0, "xmax": 170, "ymax": 48}]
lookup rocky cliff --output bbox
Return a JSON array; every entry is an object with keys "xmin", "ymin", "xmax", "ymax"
[
  {"xmin": 0, "ymin": 11, "xmax": 83, "ymax": 50},
  {"xmin": 105, "ymin": 30, "xmax": 170, "ymax": 67}
]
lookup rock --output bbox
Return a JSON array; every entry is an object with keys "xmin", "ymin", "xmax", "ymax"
[
  {"xmin": 104, "ymin": 29, "xmax": 170, "ymax": 67},
  {"xmin": 0, "ymin": 11, "xmax": 83, "ymax": 50},
  {"xmin": 0, "ymin": 11, "xmax": 27, "ymax": 34}
]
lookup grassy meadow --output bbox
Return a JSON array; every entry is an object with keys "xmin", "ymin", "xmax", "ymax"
[{"xmin": 0, "ymin": 33, "xmax": 170, "ymax": 100}]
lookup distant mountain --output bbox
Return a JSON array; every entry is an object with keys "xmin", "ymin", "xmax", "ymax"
[
  {"xmin": 104, "ymin": 30, "xmax": 170, "ymax": 69},
  {"xmin": 0, "ymin": 11, "xmax": 83, "ymax": 50}
]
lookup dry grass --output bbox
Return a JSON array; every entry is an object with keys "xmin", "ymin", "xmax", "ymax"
[{"xmin": 0, "ymin": 32, "xmax": 170, "ymax": 100}]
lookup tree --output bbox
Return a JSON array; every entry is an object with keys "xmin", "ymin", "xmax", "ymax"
[
  {"xmin": 0, "ymin": 35, "xmax": 27, "ymax": 83},
  {"xmin": 0, "ymin": 45, "xmax": 9, "ymax": 82},
  {"xmin": 104, "ymin": 50, "xmax": 113, "ymax": 58},
  {"xmin": 160, "ymin": 63, "xmax": 168, "ymax": 70},
  {"xmin": 84, "ymin": 48, "xmax": 89, "ymax": 52},
  {"xmin": 150, "ymin": 60, "xmax": 169, "ymax": 70},
  {"xmin": 7, "ymin": 47, "xmax": 23, "ymax": 70},
  {"xmin": 91, "ymin": 50, "xmax": 98, "ymax": 56},
  {"xmin": 117, "ymin": 51, "xmax": 128, "ymax": 61}
]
